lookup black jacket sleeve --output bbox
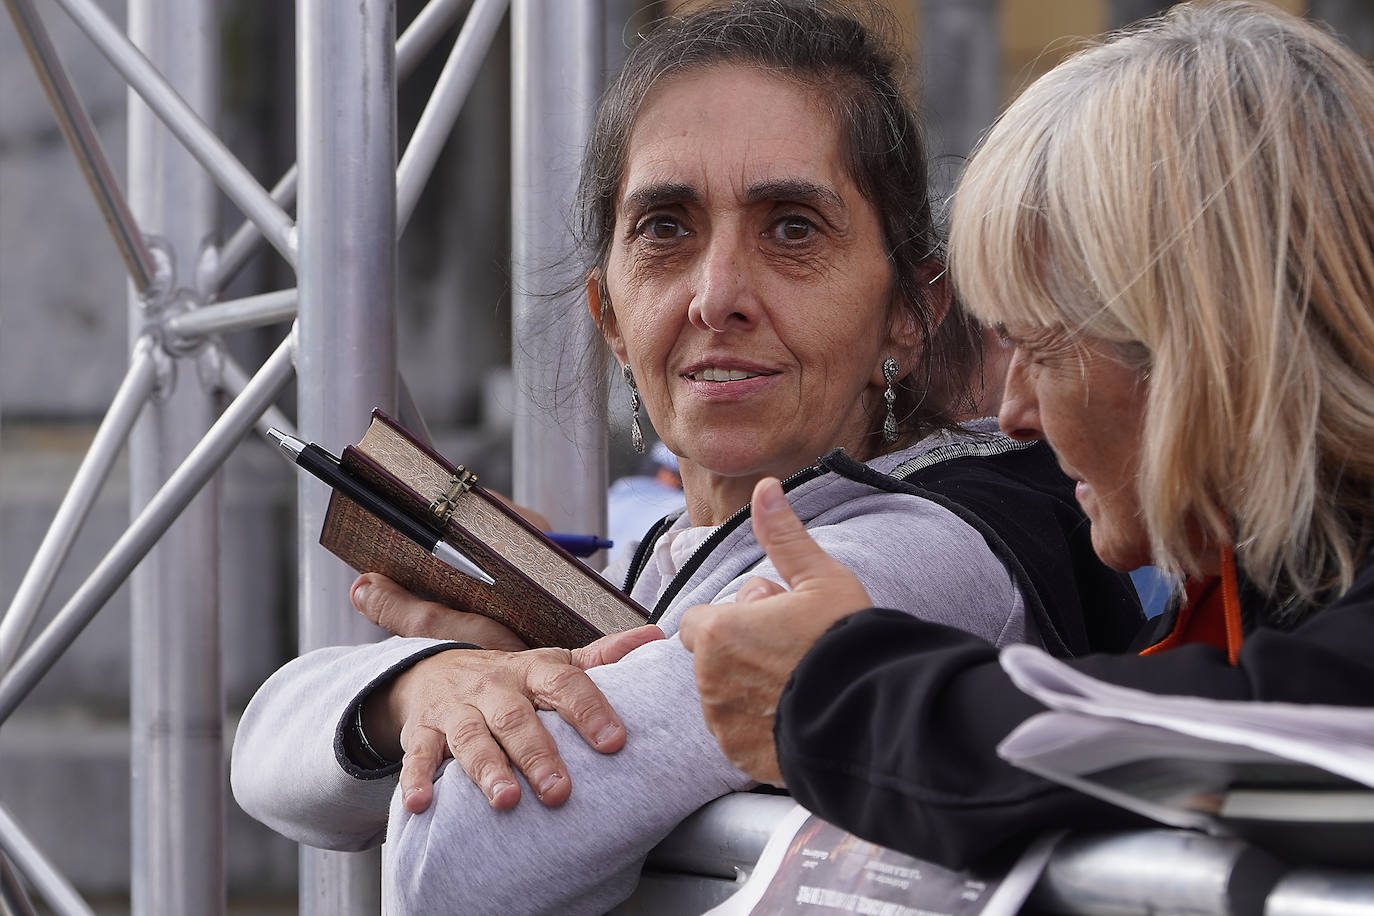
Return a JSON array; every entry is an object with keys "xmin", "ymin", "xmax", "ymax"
[{"xmin": 774, "ymin": 561, "xmax": 1374, "ymax": 868}]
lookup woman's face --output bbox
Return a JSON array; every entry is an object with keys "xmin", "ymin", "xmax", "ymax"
[
  {"xmin": 593, "ymin": 65, "xmax": 905, "ymax": 520},
  {"xmin": 997, "ymin": 327, "xmax": 1153, "ymax": 571}
]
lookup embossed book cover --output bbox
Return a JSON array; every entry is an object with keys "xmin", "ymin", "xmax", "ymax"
[{"xmin": 319, "ymin": 409, "xmax": 648, "ymax": 648}]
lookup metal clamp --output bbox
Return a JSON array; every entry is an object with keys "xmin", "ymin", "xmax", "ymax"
[{"xmin": 428, "ymin": 466, "xmax": 477, "ymax": 523}]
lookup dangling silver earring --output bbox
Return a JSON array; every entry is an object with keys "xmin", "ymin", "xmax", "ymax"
[
  {"xmin": 882, "ymin": 357, "xmax": 899, "ymax": 443},
  {"xmin": 623, "ymin": 364, "xmax": 645, "ymax": 454}
]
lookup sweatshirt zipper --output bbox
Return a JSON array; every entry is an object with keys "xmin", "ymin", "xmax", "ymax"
[
  {"xmin": 643, "ymin": 462, "xmax": 827, "ymax": 623},
  {"xmin": 622, "ymin": 513, "xmax": 678, "ymax": 595}
]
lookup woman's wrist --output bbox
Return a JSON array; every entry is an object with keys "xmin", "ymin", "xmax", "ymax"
[{"xmin": 347, "ymin": 695, "xmax": 398, "ymax": 769}]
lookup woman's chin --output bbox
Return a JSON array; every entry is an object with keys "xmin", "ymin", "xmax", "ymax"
[
  {"xmin": 1088, "ymin": 526, "xmax": 1153, "ymax": 572},
  {"xmin": 689, "ymin": 457, "xmax": 773, "ymax": 482},
  {"xmin": 675, "ymin": 437, "xmax": 781, "ymax": 480}
]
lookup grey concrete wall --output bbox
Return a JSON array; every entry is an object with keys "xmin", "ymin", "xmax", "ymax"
[{"xmin": 0, "ymin": 0, "xmax": 130, "ymax": 420}]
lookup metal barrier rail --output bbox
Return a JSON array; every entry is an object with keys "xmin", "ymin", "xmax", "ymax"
[{"xmin": 615, "ymin": 793, "xmax": 1374, "ymax": 916}]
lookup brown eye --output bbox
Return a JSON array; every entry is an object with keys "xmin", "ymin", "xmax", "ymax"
[
  {"xmin": 642, "ymin": 216, "xmax": 683, "ymax": 240},
  {"xmin": 773, "ymin": 216, "xmax": 814, "ymax": 241}
]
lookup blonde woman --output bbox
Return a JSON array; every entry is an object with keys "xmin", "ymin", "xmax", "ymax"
[{"xmin": 682, "ymin": 0, "xmax": 1374, "ymax": 867}]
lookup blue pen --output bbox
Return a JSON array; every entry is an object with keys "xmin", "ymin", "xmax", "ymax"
[{"xmin": 545, "ymin": 532, "xmax": 614, "ymax": 557}]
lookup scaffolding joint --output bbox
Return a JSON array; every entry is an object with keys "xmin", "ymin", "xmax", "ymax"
[
  {"xmin": 138, "ymin": 237, "xmax": 176, "ymax": 307},
  {"xmin": 142, "ymin": 291, "xmax": 212, "ymax": 361},
  {"xmin": 138, "ymin": 237, "xmax": 230, "ymax": 360},
  {"xmin": 129, "ymin": 332, "xmax": 177, "ymax": 403}
]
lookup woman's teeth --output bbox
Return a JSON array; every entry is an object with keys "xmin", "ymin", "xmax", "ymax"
[{"xmin": 696, "ymin": 368, "xmax": 757, "ymax": 382}]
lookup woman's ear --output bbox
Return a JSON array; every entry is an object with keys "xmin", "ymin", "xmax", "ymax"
[
  {"xmin": 883, "ymin": 263, "xmax": 951, "ymax": 372},
  {"xmin": 920, "ymin": 261, "xmax": 952, "ymax": 334},
  {"xmin": 586, "ymin": 271, "xmax": 629, "ymax": 364}
]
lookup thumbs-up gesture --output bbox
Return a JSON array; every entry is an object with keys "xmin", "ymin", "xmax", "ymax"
[{"xmin": 679, "ymin": 476, "xmax": 873, "ymax": 785}]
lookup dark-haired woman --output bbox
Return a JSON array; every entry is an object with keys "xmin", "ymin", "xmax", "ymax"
[{"xmin": 232, "ymin": 3, "xmax": 1140, "ymax": 911}]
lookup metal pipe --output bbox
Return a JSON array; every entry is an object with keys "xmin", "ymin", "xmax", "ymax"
[
  {"xmin": 1265, "ymin": 870, "xmax": 1374, "ymax": 916},
  {"xmin": 295, "ymin": 0, "xmax": 398, "ymax": 907},
  {"xmin": 166, "ymin": 288, "xmax": 298, "ymax": 339},
  {"xmin": 0, "ymin": 854, "xmax": 38, "ymax": 916},
  {"xmin": 397, "ymin": 0, "xmax": 472, "ymax": 78},
  {"xmin": 630, "ymin": 797, "xmax": 1374, "ymax": 914},
  {"xmin": 125, "ymin": 0, "xmax": 226, "ymax": 908},
  {"xmin": 212, "ymin": 167, "xmax": 298, "ymax": 291},
  {"xmin": 642, "ymin": 794, "xmax": 795, "ymax": 879},
  {"xmin": 510, "ymin": 0, "xmax": 608, "ymax": 536},
  {"xmin": 0, "ymin": 333, "xmax": 296, "ymax": 725},
  {"xmin": 50, "ymin": 0, "xmax": 297, "ymax": 266},
  {"xmin": 2, "ymin": 0, "xmax": 158, "ymax": 293},
  {"xmin": 397, "ymin": 0, "xmax": 508, "ymax": 232},
  {"xmin": 0, "ymin": 805, "xmax": 95, "ymax": 916},
  {"xmin": 1030, "ymin": 829, "xmax": 1284, "ymax": 916},
  {"xmin": 217, "ymin": 351, "xmax": 296, "ymax": 440},
  {"xmin": 210, "ymin": 0, "xmax": 469, "ymax": 293},
  {"xmin": 0, "ymin": 338, "xmax": 158, "ymax": 673}
]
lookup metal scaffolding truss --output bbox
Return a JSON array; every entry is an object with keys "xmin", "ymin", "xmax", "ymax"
[{"xmin": 0, "ymin": 0, "xmax": 605, "ymax": 913}]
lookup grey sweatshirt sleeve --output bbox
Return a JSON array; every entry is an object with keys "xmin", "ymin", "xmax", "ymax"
[
  {"xmin": 382, "ymin": 636, "xmax": 746, "ymax": 915},
  {"xmin": 230, "ymin": 635, "xmax": 461, "ymax": 851},
  {"xmin": 731, "ymin": 491, "xmax": 1026, "ymax": 647},
  {"xmin": 379, "ymin": 497, "xmax": 1023, "ymax": 915}
]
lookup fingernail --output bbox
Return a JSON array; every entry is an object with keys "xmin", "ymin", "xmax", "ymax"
[
  {"xmin": 593, "ymin": 723, "xmax": 622, "ymax": 748},
  {"xmin": 536, "ymin": 773, "xmax": 564, "ymax": 800},
  {"xmin": 737, "ymin": 579, "xmax": 766, "ymax": 603},
  {"xmin": 402, "ymin": 785, "xmax": 420, "ymax": 801},
  {"xmin": 487, "ymin": 779, "xmax": 515, "ymax": 802},
  {"xmin": 755, "ymin": 479, "xmax": 784, "ymax": 514},
  {"xmin": 351, "ymin": 582, "xmax": 372, "ymax": 608}
]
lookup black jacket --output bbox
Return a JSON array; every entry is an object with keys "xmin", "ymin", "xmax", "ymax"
[
  {"xmin": 872, "ymin": 438, "xmax": 1143, "ymax": 656},
  {"xmin": 775, "ymin": 546, "xmax": 1374, "ymax": 869}
]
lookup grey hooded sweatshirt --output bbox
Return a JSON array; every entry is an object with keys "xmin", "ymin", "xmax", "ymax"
[{"xmin": 231, "ymin": 421, "xmax": 1027, "ymax": 915}]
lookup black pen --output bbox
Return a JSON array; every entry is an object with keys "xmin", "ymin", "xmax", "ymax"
[{"xmin": 267, "ymin": 428, "xmax": 495, "ymax": 586}]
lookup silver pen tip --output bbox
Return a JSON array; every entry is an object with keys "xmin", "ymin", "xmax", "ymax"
[
  {"xmin": 435, "ymin": 540, "xmax": 495, "ymax": 586},
  {"xmin": 266, "ymin": 428, "xmax": 304, "ymax": 460}
]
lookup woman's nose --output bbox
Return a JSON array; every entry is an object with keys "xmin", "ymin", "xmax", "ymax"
[
  {"xmin": 997, "ymin": 348, "xmax": 1043, "ymax": 442},
  {"xmin": 688, "ymin": 235, "xmax": 757, "ymax": 332}
]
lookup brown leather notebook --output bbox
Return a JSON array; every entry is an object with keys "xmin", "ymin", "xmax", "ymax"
[{"xmin": 319, "ymin": 409, "xmax": 648, "ymax": 649}]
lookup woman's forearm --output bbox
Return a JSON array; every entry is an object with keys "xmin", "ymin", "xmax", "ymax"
[
  {"xmin": 382, "ymin": 635, "xmax": 752, "ymax": 914},
  {"xmin": 230, "ymin": 636, "xmax": 455, "ymax": 850}
]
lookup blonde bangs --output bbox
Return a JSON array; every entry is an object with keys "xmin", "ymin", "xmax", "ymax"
[{"xmin": 950, "ymin": 67, "xmax": 1095, "ymax": 336}]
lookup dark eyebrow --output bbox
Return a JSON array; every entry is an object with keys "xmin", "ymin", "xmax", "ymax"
[
  {"xmin": 621, "ymin": 182, "xmax": 699, "ymax": 215},
  {"xmin": 742, "ymin": 178, "xmax": 845, "ymax": 213}
]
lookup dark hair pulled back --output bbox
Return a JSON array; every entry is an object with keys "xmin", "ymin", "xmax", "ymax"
[{"xmin": 579, "ymin": 0, "xmax": 980, "ymax": 445}]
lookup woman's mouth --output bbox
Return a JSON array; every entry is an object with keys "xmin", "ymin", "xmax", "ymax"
[{"xmin": 688, "ymin": 367, "xmax": 764, "ymax": 382}]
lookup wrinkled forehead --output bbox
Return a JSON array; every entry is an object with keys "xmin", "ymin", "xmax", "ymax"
[{"xmin": 616, "ymin": 64, "xmax": 853, "ymax": 211}]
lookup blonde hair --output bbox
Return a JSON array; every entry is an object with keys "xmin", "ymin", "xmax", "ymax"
[{"xmin": 951, "ymin": 1, "xmax": 1374, "ymax": 615}]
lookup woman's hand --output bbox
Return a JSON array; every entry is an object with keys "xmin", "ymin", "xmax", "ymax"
[
  {"xmin": 679, "ymin": 477, "xmax": 873, "ymax": 785},
  {"xmin": 362, "ymin": 626, "xmax": 665, "ymax": 814},
  {"xmin": 351, "ymin": 572, "xmax": 529, "ymax": 650}
]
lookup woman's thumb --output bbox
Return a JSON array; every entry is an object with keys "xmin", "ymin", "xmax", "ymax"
[{"xmin": 750, "ymin": 477, "xmax": 835, "ymax": 590}]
